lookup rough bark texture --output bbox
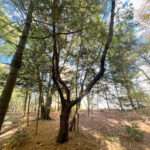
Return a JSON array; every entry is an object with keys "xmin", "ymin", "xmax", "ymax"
[
  {"xmin": 0, "ymin": 2, "xmax": 33, "ymax": 131},
  {"xmin": 57, "ymin": 106, "xmax": 71, "ymax": 143}
]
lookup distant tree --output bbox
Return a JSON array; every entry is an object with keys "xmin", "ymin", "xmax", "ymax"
[{"xmin": 108, "ymin": 2, "xmax": 139, "ymax": 109}]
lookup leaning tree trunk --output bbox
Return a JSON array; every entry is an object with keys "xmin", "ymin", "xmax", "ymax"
[
  {"xmin": 57, "ymin": 104, "xmax": 71, "ymax": 143},
  {"xmin": 0, "ymin": 2, "xmax": 33, "ymax": 131}
]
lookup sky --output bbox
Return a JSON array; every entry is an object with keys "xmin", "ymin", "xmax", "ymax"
[
  {"xmin": 0, "ymin": 54, "xmax": 12, "ymax": 64},
  {"xmin": 130, "ymin": 0, "xmax": 143, "ymax": 10},
  {"xmin": 0, "ymin": 0, "xmax": 146, "ymax": 65}
]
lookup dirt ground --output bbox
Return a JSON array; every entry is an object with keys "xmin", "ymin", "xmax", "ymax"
[
  {"xmin": 1, "ymin": 109, "xmax": 150, "ymax": 150},
  {"xmin": 80, "ymin": 109, "xmax": 150, "ymax": 150}
]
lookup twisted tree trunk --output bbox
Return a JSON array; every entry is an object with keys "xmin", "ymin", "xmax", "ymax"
[{"xmin": 52, "ymin": 0, "xmax": 116, "ymax": 144}]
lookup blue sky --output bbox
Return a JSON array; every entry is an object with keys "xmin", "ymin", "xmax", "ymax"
[
  {"xmin": 0, "ymin": 54, "xmax": 12, "ymax": 64},
  {"xmin": 0, "ymin": 0, "xmax": 144, "ymax": 64}
]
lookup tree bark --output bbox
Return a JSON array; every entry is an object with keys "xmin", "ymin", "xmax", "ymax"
[
  {"xmin": 57, "ymin": 105, "xmax": 71, "ymax": 143},
  {"xmin": 27, "ymin": 93, "xmax": 31, "ymax": 126},
  {"xmin": 41, "ymin": 95, "xmax": 52, "ymax": 120},
  {"xmin": 23, "ymin": 90, "xmax": 28, "ymax": 116},
  {"xmin": 45, "ymin": 95, "xmax": 52, "ymax": 120},
  {"xmin": 35, "ymin": 87, "xmax": 42, "ymax": 135},
  {"xmin": 0, "ymin": 2, "xmax": 33, "ymax": 131},
  {"xmin": 69, "ymin": 104, "xmax": 80, "ymax": 132},
  {"xmin": 57, "ymin": 94, "xmax": 60, "ymax": 112}
]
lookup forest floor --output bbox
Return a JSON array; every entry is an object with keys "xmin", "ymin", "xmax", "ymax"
[{"xmin": 1, "ymin": 109, "xmax": 150, "ymax": 150}]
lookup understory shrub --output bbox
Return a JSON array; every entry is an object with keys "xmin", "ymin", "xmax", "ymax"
[
  {"xmin": 126, "ymin": 123, "xmax": 144, "ymax": 142},
  {"xmin": 6, "ymin": 129, "xmax": 30, "ymax": 150}
]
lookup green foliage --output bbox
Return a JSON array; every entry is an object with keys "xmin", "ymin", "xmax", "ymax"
[
  {"xmin": 126, "ymin": 123, "xmax": 144, "ymax": 142},
  {"xmin": 0, "ymin": 64, "xmax": 8, "ymax": 87},
  {"xmin": 0, "ymin": 10, "xmax": 20, "ymax": 44},
  {"xmin": 0, "ymin": 3, "xmax": 20, "ymax": 56},
  {"xmin": 0, "ymin": 0, "xmax": 149, "ymax": 117}
]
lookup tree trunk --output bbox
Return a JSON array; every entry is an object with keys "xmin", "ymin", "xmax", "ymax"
[
  {"xmin": 52, "ymin": 0, "xmax": 116, "ymax": 144},
  {"xmin": 27, "ymin": 93, "xmax": 31, "ymax": 126},
  {"xmin": 23, "ymin": 90, "xmax": 28, "ymax": 116},
  {"xmin": 40, "ymin": 95, "xmax": 52, "ymax": 120},
  {"xmin": 37, "ymin": 70, "xmax": 46, "ymax": 120},
  {"xmin": 104, "ymin": 90, "xmax": 110, "ymax": 110},
  {"xmin": 35, "ymin": 90, "xmax": 41, "ymax": 135},
  {"xmin": 126, "ymin": 87, "xmax": 135, "ymax": 109},
  {"xmin": 57, "ymin": 94, "xmax": 60, "ymax": 112},
  {"xmin": 57, "ymin": 105, "xmax": 71, "ymax": 143},
  {"xmin": 87, "ymin": 95, "xmax": 90, "ymax": 117},
  {"xmin": 40, "ymin": 104, "xmax": 45, "ymax": 119},
  {"xmin": 0, "ymin": 2, "xmax": 33, "ymax": 131},
  {"xmin": 69, "ymin": 104, "xmax": 80, "ymax": 132},
  {"xmin": 44, "ymin": 95, "xmax": 52, "ymax": 120}
]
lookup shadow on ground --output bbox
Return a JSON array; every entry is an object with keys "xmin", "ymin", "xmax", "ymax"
[{"xmin": 80, "ymin": 110, "xmax": 150, "ymax": 150}]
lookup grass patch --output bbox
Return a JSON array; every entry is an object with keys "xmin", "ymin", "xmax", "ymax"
[{"xmin": 126, "ymin": 123, "xmax": 144, "ymax": 142}]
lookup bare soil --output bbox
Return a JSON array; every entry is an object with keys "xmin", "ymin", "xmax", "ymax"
[{"xmin": 1, "ymin": 109, "xmax": 150, "ymax": 150}]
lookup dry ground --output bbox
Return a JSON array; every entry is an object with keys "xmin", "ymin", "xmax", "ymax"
[
  {"xmin": 1, "ymin": 109, "xmax": 150, "ymax": 150},
  {"xmin": 80, "ymin": 109, "xmax": 150, "ymax": 150}
]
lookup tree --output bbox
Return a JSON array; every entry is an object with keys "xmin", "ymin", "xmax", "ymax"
[
  {"xmin": 0, "ymin": 1, "xmax": 34, "ymax": 130},
  {"xmin": 108, "ymin": 2, "xmax": 139, "ymax": 109},
  {"xmin": 51, "ymin": 0, "xmax": 116, "ymax": 143}
]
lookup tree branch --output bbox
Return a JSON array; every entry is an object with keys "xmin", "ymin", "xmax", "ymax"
[{"xmin": 70, "ymin": 0, "xmax": 116, "ymax": 107}]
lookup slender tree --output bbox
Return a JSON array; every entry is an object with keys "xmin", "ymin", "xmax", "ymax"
[{"xmin": 0, "ymin": 1, "xmax": 34, "ymax": 130}]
